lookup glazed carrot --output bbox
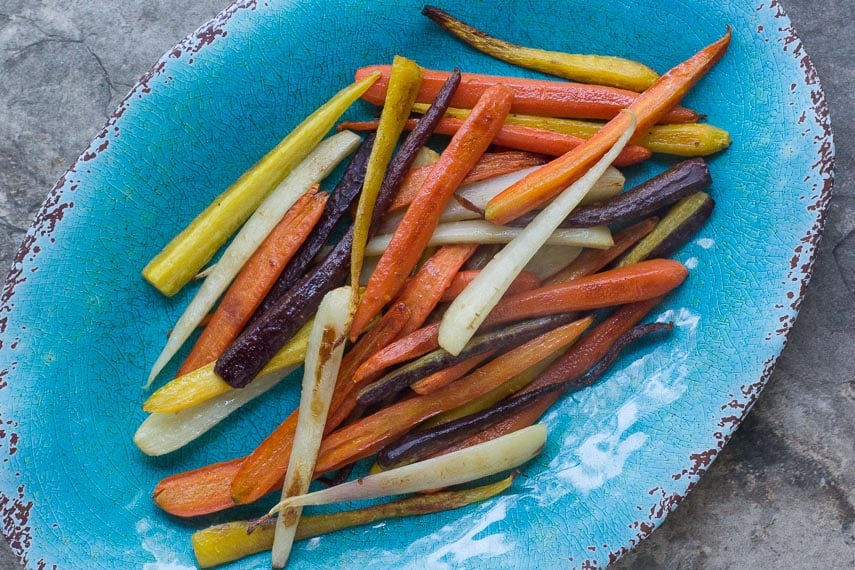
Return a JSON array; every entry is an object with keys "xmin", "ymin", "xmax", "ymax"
[
  {"xmin": 386, "ymin": 151, "xmax": 548, "ymax": 212},
  {"xmin": 393, "ymin": 244, "xmax": 477, "ymax": 336},
  {"xmin": 482, "ymin": 259, "xmax": 687, "ymax": 325},
  {"xmin": 440, "ymin": 270, "xmax": 541, "ymax": 301},
  {"xmin": 175, "ymin": 190, "xmax": 327, "ymax": 376},
  {"xmin": 410, "ymin": 351, "xmax": 493, "ymax": 395},
  {"xmin": 153, "ymin": 457, "xmax": 246, "ymax": 518},
  {"xmin": 350, "ymin": 322, "xmax": 442, "ymax": 386},
  {"xmin": 350, "ymin": 84, "xmax": 514, "ymax": 339},
  {"xmin": 230, "ymin": 303, "xmax": 412, "ymax": 506},
  {"xmin": 543, "ymin": 218, "xmax": 658, "ymax": 286},
  {"xmin": 355, "ymin": 66, "xmax": 699, "ymax": 123},
  {"xmin": 315, "ymin": 317, "xmax": 592, "ymax": 473},
  {"xmin": 340, "ymin": 118, "xmax": 652, "ymax": 167},
  {"xmin": 485, "ymin": 29, "xmax": 731, "ymax": 225},
  {"xmin": 435, "ymin": 298, "xmax": 663, "ymax": 456}
]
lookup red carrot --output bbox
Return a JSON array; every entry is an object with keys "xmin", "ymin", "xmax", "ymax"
[
  {"xmin": 355, "ymin": 65, "xmax": 700, "ymax": 123},
  {"xmin": 482, "ymin": 259, "xmax": 687, "ymax": 326},
  {"xmin": 350, "ymin": 84, "xmax": 515, "ymax": 339},
  {"xmin": 340, "ymin": 118, "xmax": 651, "ymax": 167},
  {"xmin": 175, "ymin": 190, "xmax": 327, "ymax": 376},
  {"xmin": 485, "ymin": 29, "xmax": 731, "ymax": 225}
]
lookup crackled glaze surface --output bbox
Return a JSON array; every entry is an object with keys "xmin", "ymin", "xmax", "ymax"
[{"xmin": 0, "ymin": 0, "xmax": 833, "ymax": 568}]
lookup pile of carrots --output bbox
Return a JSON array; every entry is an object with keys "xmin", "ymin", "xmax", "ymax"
[{"xmin": 136, "ymin": 6, "xmax": 732, "ymax": 568}]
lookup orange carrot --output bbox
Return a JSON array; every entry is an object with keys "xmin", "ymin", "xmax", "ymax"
[
  {"xmin": 350, "ymin": 322, "xmax": 442, "ymax": 386},
  {"xmin": 393, "ymin": 244, "xmax": 477, "ymax": 336},
  {"xmin": 153, "ymin": 457, "xmax": 246, "ymax": 517},
  {"xmin": 230, "ymin": 411, "xmax": 299, "ymax": 505},
  {"xmin": 355, "ymin": 65, "xmax": 700, "ymax": 123},
  {"xmin": 340, "ymin": 118, "xmax": 651, "ymax": 167},
  {"xmin": 544, "ymin": 218, "xmax": 658, "ymax": 285},
  {"xmin": 175, "ymin": 190, "xmax": 327, "ymax": 376},
  {"xmin": 410, "ymin": 351, "xmax": 494, "ymax": 395},
  {"xmin": 315, "ymin": 317, "xmax": 592, "ymax": 473},
  {"xmin": 387, "ymin": 151, "xmax": 548, "ymax": 212},
  {"xmin": 441, "ymin": 270, "xmax": 541, "ymax": 301},
  {"xmin": 485, "ymin": 29, "xmax": 731, "ymax": 225},
  {"xmin": 436, "ymin": 298, "xmax": 662, "ymax": 456},
  {"xmin": 350, "ymin": 84, "xmax": 515, "ymax": 339},
  {"xmin": 483, "ymin": 259, "xmax": 687, "ymax": 326}
]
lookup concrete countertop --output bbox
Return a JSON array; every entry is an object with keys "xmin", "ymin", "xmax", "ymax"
[{"xmin": 0, "ymin": 1, "xmax": 851, "ymax": 568}]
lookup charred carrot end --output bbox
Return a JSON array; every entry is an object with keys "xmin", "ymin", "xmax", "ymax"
[
  {"xmin": 153, "ymin": 458, "xmax": 244, "ymax": 518},
  {"xmin": 355, "ymin": 66, "xmax": 700, "ymax": 123},
  {"xmin": 484, "ymin": 259, "xmax": 688, "ymax": 326},
  {"xmin": 485, "ymin": 29, "xmax": 731, "ymax": 225},
  {"xmin": 544, "ymin": 218, "xmax": 658, "ymax": 286},
  {"xmin": 176, "ymin": 190, "xmax": 327, "ymax": 376},
  {"xmin": 441, "ymin": 270, "xmax": 541, "ymax": 302},
  {"xmin": 230, "ymin": 411, "xmax": 299, "ymax": 505},
  {"xmin": 350, "ymin": 84, "xmax": 515, "ymax": 339}
]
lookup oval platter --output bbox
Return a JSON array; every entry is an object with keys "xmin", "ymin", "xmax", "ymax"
[{"xmin": 0, "ymin": 0, "xmax": 833, "ymax": 568}]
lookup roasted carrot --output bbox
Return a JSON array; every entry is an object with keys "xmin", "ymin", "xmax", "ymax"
[
  {"xmin": 350, "ymin": 322, "xmax": 443, "ymax": 387},
  {"xmin": 393, "ymin": 244, "xmax": 477, "ymax": 336},
  {"xmin": 410, "ymin": 351, "xmax": 494, "ymax": 395},
  {"xmin": 153, "ymin": 457, "xmax": 246, "ymax": 518},
  {"xmin": 544, "ymin": 218, "xmax": 658, "ymax": 286},
  {"xmin": 175, "ymin": 190, "xmax": 327, "ymax": 376},
  {"xmin": 315, "ymin": 317, "xmax": 592, "ymax": 473},
  {"xmin": 350, "ymin": 84, "xmax": 515, "ymax": 339},
  {"xmin": 434, "ymin": 298, "xmax": 663, "ymax": 456},
  {"xmin": 482, "ymin": 259, "xmax": 687, "ymax": 325},
  {"xmin": 440, "ymin": 270, "xmax": 541, "ymax": 301},
  {"xmin": 386, "ymin": 151, "xmax": 548, "ymax": 212},
  {"xmin": 340, "ymin": 118, "xmax": 652, "ymax": 167},
  {"xmin": 355, "ymin": 66, "xmax": 700, "ymax": 123},
  {"xmin": 485, "ymin": 29, "xmax": 731, "ymax": 224}
]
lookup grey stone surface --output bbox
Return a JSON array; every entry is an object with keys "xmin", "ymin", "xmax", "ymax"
[{"xmin": 0, "ymin": 1, "xmax": 851, "ymax": 569}]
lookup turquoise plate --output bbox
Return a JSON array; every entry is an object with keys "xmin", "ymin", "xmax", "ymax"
[{"xmin": 0, "ymin": 1, "xmax": 832, "ymax": 568}]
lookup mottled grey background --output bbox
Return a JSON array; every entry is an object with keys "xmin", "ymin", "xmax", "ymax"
[{"xmin": 0, "ymin": 1, "xmax": 852, "ymax": 568}]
